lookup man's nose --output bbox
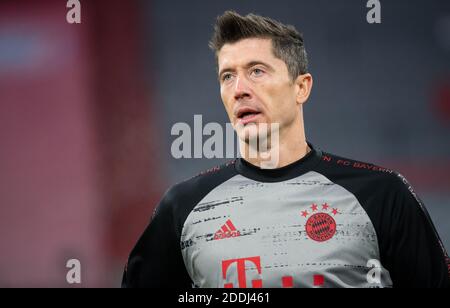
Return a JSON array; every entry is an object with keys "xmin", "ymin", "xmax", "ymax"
[{"xmin": 233, "ymin": 75, "xmax": 252, "ymax": 101}]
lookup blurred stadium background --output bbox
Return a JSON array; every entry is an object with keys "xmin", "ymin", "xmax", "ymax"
[{"xmin": 0, "ymin": 0, "xmax": 449, "ymax": 287}]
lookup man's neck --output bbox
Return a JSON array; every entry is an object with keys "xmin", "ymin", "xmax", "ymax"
[{"xmin": 239, "ymin": 120, "xmax": 309, "ymax": 169}]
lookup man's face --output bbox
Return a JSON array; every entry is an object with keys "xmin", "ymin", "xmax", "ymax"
[{"xmin": 218, "ymin": 38, "xmax": 301, "ymax": 143}]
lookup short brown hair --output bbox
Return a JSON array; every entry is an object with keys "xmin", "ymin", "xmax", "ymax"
[{"xmin": 209, "ymin": 11, "xmax": 309, "ymax": 80}]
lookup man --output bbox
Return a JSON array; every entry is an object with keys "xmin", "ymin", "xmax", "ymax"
[{"xmin": 122, "ymin": 11, "xmax": 450, "ymax": 288}]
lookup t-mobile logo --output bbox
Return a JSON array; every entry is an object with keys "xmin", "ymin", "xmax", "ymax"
[
  {"xmin": 222, "ymin": 256, "xmax": 325, "ymax": 288},
  {"xmin": 222, "ymin": 257, "xmax": 263, "ymax": 288},
  {"xmin": 222, "ymin": 256, "xmax": 382, "ymax": 287}
]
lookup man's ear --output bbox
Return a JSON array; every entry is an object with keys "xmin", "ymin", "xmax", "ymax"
[{"xmin": 295, "ymin": 73, "xmax": 313, "ymax": 105}]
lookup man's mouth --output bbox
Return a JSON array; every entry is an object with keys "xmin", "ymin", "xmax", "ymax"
[{"xmin": 236, "ymin": 107, "xmax": 262, "ymax": 125}]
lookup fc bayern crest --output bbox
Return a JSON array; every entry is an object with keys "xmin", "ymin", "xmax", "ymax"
[{"xmin": 301, "ymin": 203, "xmax": 340, "ymax": 242}]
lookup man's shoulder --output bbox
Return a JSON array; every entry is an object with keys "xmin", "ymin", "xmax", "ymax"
[
  {"xmin": 315, "ymin": 150, "xmax": 408, "ymax": 192},
  {"xmin": 160, "ymin": 160, "xmax": 239, "ymax": 210}
]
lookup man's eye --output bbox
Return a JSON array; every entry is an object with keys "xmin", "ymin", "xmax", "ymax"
[
  {"xmin": 222, "ymin": 74, "xmax": 232, "ymax": 82},
  {"xmin": 251, "ymin": 68, "xmax": 264, "ymax": 76}
]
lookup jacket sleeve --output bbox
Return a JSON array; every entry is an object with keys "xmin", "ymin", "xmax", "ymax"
[
  {"xmin": 386, "ymin": 175, "xmax": 450, "ymax": 288},
  {"xmin": 121, "ymin": 189, "xmax": 193, "ymax": 288}
]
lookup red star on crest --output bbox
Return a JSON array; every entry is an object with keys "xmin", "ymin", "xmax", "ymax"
[
  {"xmin": 332, "ymin": 208, "xmax": 339, "ymax": 215},
  {"xmin": 301, "ymin": 210, "xmax": 309, "ymax": 217},
  {"xmin": 311, "ymin": 204, "xmax": 318, "ymax": 212},
  {"xmin": 322, "ymin": 203, "xmax": 330, "ymax": 211}
]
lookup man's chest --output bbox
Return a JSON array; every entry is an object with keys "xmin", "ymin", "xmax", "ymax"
[{"xmin": 180, "ymin": 173, "xmax": 392, "ymax": 288}]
